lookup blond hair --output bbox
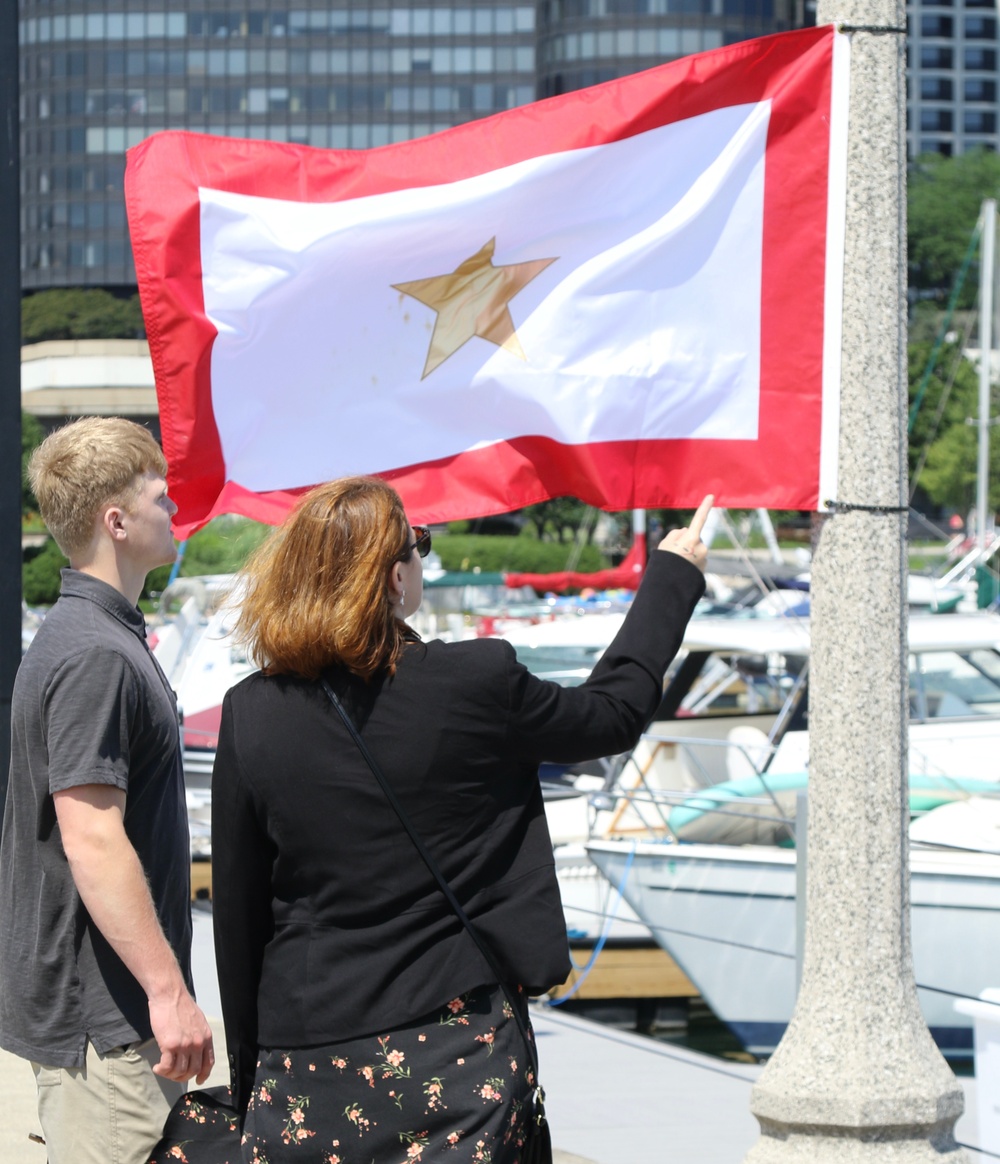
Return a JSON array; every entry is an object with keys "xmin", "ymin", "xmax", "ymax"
[
  {"xmin": 28, "ymin": 417, "xmax": 168, "ymax": 557},
  {"xmin": 234, "ymin": 477, "xmax": 415, "ymax": 680}
]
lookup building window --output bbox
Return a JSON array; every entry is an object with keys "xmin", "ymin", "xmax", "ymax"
[
  {"xmin": 965, "ymin": 47, "xmax": 997, "ymax": 69},
  {"xmin": 919, "ymin": 139, "xmax": 953, "ymax": 156},
  {"xmin": 920, "ymin": 76, "xmax": 953, "ymax": 100},
  {"xmin": 920, "ymin": 108, "xmax": 953, "ymax": 132},
  {"xmin": 921, "ymin": 15, "xmax": 953, "ymax": 36},
  {"xmin": 965, "ymin": 16, "xmax": 997, "ymax": 38},
  {"xmin": 965, "ymin": 78, "xmax": 997, "ymax": 102},
  {"xmin": 964, "ymin": 110, "xmax": 996, "ymax": 133},
  {"xmin": 920, "ymin": 46, "xmax": 953, "ymax": 68}
]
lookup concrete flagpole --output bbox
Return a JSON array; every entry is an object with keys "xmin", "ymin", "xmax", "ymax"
[
  {"xmin": 743, "ymin": 3, "xmax": 968, "ymax": 1160},
  {"xmin": 977, "ymin": 201, "xmax": 995, "ymax": 555}
]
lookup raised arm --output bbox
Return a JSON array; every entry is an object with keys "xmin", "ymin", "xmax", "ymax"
[{"xmin": 506, "ymin": 496, "xmax": 714, "ymax": 763}]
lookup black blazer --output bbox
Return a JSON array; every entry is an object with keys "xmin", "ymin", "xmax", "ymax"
[{"xmin": 212, "ymin": 550, "xmax": 705, "ymax": 1112}]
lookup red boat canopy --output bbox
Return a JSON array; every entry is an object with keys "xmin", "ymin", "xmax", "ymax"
[{"xmin": 504, "ymin": 536, "xmax": 646, "ymax": 594}]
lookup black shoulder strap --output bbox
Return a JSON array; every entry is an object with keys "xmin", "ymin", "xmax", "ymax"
[{"xmin": 320, "ymin": 677, "xmax": 542, "ymax": 1089}]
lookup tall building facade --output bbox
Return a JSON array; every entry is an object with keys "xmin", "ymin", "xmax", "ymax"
[
  {"xmin": 536, "ymin": 0, "xmax": 808, "ymax": 99},
  {"xmin": 18, "ymin": 2, "xmax": 540, "ymax": 290},
  {"xmin": 907, "ymin": 0, "xmax": 1000, "ymax": 158},
  {"xmin": 19, "ymin": 1, "xmax": 1000, "ymax": 295}
]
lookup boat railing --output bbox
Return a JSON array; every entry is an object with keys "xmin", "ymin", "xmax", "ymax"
[
  {"xmin": 638, "ymin": 729, "xmax": 778, "ymax": 788},
  {"xmin": 938, "ymin": 535, "xmax": 1000, "ymax": 586},
  {"xmin": 592, "ymin": 782, "xmax": 798, "ymax": 842},
  {"xmin": 573, "ymin": 722, "xmax": 1000, "ymax": 849},
  {"xmin": 544, "ymin": 729, "xmax": 796, "ymax": 846}
]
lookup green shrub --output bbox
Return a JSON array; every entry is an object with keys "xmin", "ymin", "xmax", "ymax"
[
  {"xmin": 141, "ymin": 518, "xmax": 272, "ymax": 601},
  {"xmin": 436, "ymin": 535, "xmax": 607, "ymax": 574},
  {"xmin": 24, "ymin": 524, "xmax": 611, "ymax": 608},
  {"xmin": 22, "ymin": 539, "xmax": 69, "ymax": 606},
  {"xmin": 24, "ymin": 518, "xmax": 273, "ymax": 608},
  {"xmin": 21, "ymin": 411, "xmax": 45, "ymax": 516},
  {"xmin": 143, "ymin": 564, "xmax": 173, "ymax": 601},
  {"xmin": 22, "ymin": 289, "xmax": 145, "ymax": 343},
  {"xmin": 179, "ymin": 518, "xmax": 271, "ymax": 576}
]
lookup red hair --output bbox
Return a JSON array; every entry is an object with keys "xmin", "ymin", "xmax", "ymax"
[{"xmin": 233, "ymin": 477, "xmax": 414, "ymax": 680}]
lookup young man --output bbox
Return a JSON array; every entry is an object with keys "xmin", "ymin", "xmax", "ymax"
[{"xmin": 0, "ymin": 418, "xmax": 214, "ymax": 1164}]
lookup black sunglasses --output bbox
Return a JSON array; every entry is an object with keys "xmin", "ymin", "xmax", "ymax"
[{"xmin": 404, "ymin": 526, "xmax": 432, "ymax": 560}]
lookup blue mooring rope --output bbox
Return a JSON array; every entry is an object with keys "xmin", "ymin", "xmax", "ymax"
[{"xmin": 546, "ymin": 843, "xmax": 636, "ymax": 1007}]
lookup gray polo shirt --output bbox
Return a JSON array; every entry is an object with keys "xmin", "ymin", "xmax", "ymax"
[{"xmin": 0, "ymin": 569, "xmax": 192, "ymax": 1067}]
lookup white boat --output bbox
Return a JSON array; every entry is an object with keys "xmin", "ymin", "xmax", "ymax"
[
  {"xmin": 586, "ymin": 834, "xmax": 1000, "ymax": 1060},
  {"xmin": 541, "ymin": 611, "xmax": 1000, "ymax": 848},
  {"xmin": 149, "ymin": 578, "xmax": 251, "ymax": 792},
  {"xmin": 574, "ymin": 610, "xmax": 1000, "ymax": 1055}
]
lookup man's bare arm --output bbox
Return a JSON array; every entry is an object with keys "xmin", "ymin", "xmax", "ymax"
[{"xmin": 53, "ymin": 784, "xmax": 215, "ymax": 1084}]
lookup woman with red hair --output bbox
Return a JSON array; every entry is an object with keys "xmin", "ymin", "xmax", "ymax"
[{"xmin": 212, "ymin": 476, "xmax": 711, "ymax": 1163}]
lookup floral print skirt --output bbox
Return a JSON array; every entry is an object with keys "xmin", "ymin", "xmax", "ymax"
[{"xmin": 241, "ymin": 983, "xmax": 539, "ymax": 1164}]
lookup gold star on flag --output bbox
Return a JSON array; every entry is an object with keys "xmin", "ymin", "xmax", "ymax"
[{"xmin": 393, "ymin": 238, "xmax": 557, "ymax": 379}]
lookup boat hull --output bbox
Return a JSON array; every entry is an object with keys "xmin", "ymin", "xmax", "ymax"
[{"xmin": 587, "ymin": 840, "xmax": 1000, "ymax": 1058}]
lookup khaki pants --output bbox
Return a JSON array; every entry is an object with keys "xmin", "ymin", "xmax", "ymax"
[{"xmin": 32, "ymin": 1038, "xmax": 185, "ymax": 1164}]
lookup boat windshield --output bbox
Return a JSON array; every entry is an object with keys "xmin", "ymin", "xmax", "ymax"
[
  {"xmin": 677, "ymin": 651, "xmax": 806, "ymax": 717},
  {"xmin": 515, "ymin": 640, "xmax": 1000, "ymax": 723},
  {"xmin": 513, "ymin": 644, "xmax": 609, "ymax": 686},
  {"xmin": 909, "ymin": 649, "xmax": 1000, "ymax": 719}
]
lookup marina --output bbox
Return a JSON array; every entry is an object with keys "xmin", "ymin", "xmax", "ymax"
[
  {"xmin": 17, "ymin": 524, "xmax": 1000, "ymax": 1158},
  {"xmin": 160, "ymin": 578, "xmax": 1000, "ymax": 1065}
]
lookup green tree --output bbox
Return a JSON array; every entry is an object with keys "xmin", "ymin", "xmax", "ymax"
[
  {"xmin": 523, "ymin": 498, "xmax": 595, "ymax": 544},
  {"xmin": 21, "ymin": 289, "xmax": 145, "ymax": 343},
  {"xmin": 21, "ymin": 411, "xmax": 44, "ymax": 516},
  {"xmin": 436, "ymin": 534, "xmax": 606, "ymax": 574},
  {"xmin": 909, "ymin": 339, "xmax": 1000, "ymax": 512},
  {"xmin": 908, "ymin": 150, "xmax": 1000, "ymax": 305}
]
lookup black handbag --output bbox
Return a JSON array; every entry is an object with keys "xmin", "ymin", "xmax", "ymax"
[
  {"xmin": 322, "ymin": 677, "xmax": 554, "ymax": 1164},
  {"xmin": 145, "ymin": 1084, "xmax": 241, "ymax": 1164}
]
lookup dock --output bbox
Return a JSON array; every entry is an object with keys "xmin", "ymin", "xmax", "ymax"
[
  {"xmin": 549, "ymin": 941, "xmax": 698, "ymax": 1003},
  {"xmin": 533, "ymin": 1004, "xmax": 761, "ymax": 1162},
  {"xmin": 0, "ymin": 908, "xmax": 989, "ymax": 1163}
]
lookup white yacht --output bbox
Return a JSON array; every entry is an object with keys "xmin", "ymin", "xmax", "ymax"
[{"xmin": 580, "ymin": 611, "xmax": 1000, "ymax": 1058}]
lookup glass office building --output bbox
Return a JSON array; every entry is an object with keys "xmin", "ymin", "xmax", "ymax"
[
  {"xmin": 536, "ymin": 0, "xmax": 808, "ymax": 98},
  {"xmin": 907, "ymin": 0, "xmax": 1000, "ymax": 158},
  {"xmin": 24, "ymin": 1, "xmax": 995, "ymax": 292},
  {"xmin": 18, "ymin": 2, "xmax": 539, "ymax": 289}
]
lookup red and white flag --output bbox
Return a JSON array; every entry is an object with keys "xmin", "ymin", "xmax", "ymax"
[{"xmin": 126, "ymin": 25, "xmax": 847, "ymax": 536}]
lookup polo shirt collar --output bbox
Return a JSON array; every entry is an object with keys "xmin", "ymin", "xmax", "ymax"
[{"xmin": 59, "ymin": 568, "xmax": 147, "ymax": 639}]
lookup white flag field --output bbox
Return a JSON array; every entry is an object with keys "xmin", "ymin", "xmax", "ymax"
[{"xmin": 126, "ymin": 25, "xmax": 848, "ymax": 533}]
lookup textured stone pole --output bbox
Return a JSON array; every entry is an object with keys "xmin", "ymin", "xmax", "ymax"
[
  {"xmin": 976, "ymin": 202, "xmax": 995, "ymax": 554},
  {"xmin": 744, "ymin": 4, "xmax": 968, "ymax": 1161}
]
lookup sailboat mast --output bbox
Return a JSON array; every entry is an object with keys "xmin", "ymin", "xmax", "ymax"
[{"xmin": 978, "ymin": 199, "xmax": 995, "ymax": 554}]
